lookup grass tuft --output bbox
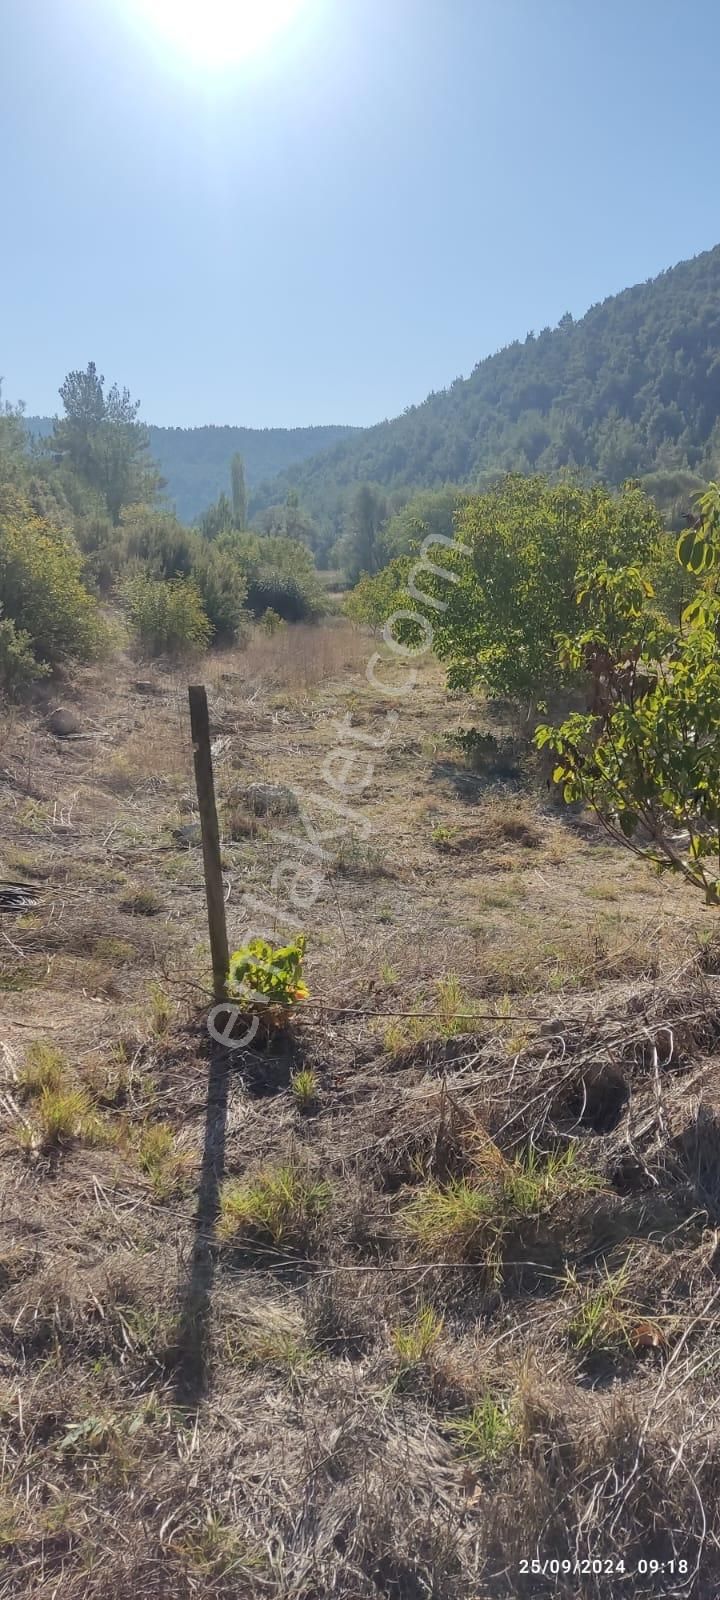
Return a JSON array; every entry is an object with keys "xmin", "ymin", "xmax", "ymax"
[
  {"xmin": 137, "ymin": 1122, "xmax": 192, "ymax": 1199},
  {"xmin": 291, "ymin": 1068, "xmax": 319, "ymax": 1109},
  {"xmin": 447, "ymin": 1396, "xmax": 518, "ymax": 1461},
  {"xmin": 391, "ymin": 1303, "xmax": 444, "ymax": 1367},
  {"xmin": 218, "ymin": 1162, "xmax": 331, "ymax": 1249},
  {"xmin": 18, "ymin": 1040, "xmax": 67, "ymax": 1098}
]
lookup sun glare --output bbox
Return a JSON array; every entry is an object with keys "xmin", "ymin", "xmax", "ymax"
[{"xmin": 131, "ymin": 0, "xmax": 304, "ymax": 68}]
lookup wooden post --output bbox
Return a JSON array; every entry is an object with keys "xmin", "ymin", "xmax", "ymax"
[{"xmin": 188, "ymin": 685, "xmax": 229, "ymax": 1002}]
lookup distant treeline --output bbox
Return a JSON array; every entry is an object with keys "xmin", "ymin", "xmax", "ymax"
[{"xmin": 23, "ymin": 417, "xmax": 359, "ymax": 525}]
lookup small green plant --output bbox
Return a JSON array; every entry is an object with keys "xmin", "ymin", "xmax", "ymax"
[
  {"xmin": 436, "ymin": 973, "xmax": 474, "ymax": 1037},
  {"xmin": 147, "ymin": 981, "xmax": 173, "ymax": 1037},
  {"xmin": 447, "ymin": 1396, "xmax": 518, "ymax": 1461},
  {"xmin": 218, "ymin": 1161, "xmax": 330, "ymax": 1248},
  {"xmin": 391, "ymin": 1304, "xmax": 444, "ymax": 1367},
  {"xmin": 19, "ymin": 1040, "xmax": 66, "ymax": 1098},
  {"xmin": 36, "ymin": 1085, "xmax": 93, "ymax": 1148},
  {"xmin": 259, "ymin": 607, "xmax": 285, "ymax": 636},
  {"xmin": 431, "ymin": 824, "xmax": 457, "ymax": 850},
  {"xmin": 291, "ymin": 1068, "xmax": 318, "ymax": 1109},
  {"xmin": 228, "ymin": 935, "xmax": 309, "ymax": 1011},
  {"xmin": 502, "ymin": 1144, "xmax": 599, "ymax": 1215},
  {"xmin": 120, "ymin": 885, "xmax": 163, "ymax": 916},
  {"xmin": 138, "ymin": 1123, "xmax": 191, "ymax": 1199},
  {"xmin": 404, "ymin": 1178, "xmax": 495, "ymax": 1260}
]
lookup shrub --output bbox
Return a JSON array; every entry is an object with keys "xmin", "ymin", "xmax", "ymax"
[
  {"xmin": 190, "ymin": 543, "xmax": 249, "ymax": 644},
  {"xmin": 0, "ymin": 610, "xmax": 47, "ymax": 695},
  {"xmin": 123, "ymin": 573, "xmax": 212, "ymax": 657},
  {"xmin": 537, "ymin": 489, "xmax": 720, "ymax": 904},
  {"xmin": 246, "ymin": 570, "xmax": 319, "ymax": 622},
  {"xmin": 0, "ymin": 487, "xmax": 104, "ymax": 665},
  {"xmin": 228, "ymin": 935, "xmax": 308, "ymax": 1011},
  {"xmin": 259, "ymin": 607, "xmax": 285, "ymax": 636},
  {"xmin": 120, "ymin": 506, "xmax": 195, "ymax": 579}
]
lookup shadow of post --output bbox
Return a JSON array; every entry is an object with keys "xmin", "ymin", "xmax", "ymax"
[{"xmin": 175, "ymin": 1041, "xmax": 229, "ymax": 1403}]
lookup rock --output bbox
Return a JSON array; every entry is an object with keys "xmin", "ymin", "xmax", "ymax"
[
  {"xmin": 133, "ymin": 680, "xmax": 157, "ymax": 695},
  {"xmin": 45, "ymin": 708, "xmax": 82, "ymax": 738},
  {"xmin": 171, "ymin": 822, "xmax": 202, "ymax": 848},
  {"xmin": 239, "ymin": 782, "xmax": 300, "ymax": 818}
]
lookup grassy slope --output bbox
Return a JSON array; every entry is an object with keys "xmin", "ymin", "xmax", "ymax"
[{"xmin": 2, "ymin": 623, "xmax": 720, "ymax": 1597}]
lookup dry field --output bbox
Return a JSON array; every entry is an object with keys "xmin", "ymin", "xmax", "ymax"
[{"xmin": 3, "ymin": 619, "xmax": 720, "ymax": 1598}]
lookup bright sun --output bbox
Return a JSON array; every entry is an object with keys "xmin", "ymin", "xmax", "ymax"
[{"xmin": 132, "ymin": 0, "xmax": 304, "ymax": 68}]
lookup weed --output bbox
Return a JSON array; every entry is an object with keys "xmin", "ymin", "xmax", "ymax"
[
  {"xmin": 405, "ymin": 1146, "xmax": 598, "ymax": 1264},
  {"xmin": 404, "ymin": 1178, "xmax": 495, "ymax": 1260},
  {"xmin": 138, "ymin": 1123, "xmax": 192, "ymax": 1199},
  {"xmin": 92, "ymin": 936, "xmax": 137, "ymax": 964},
  {"xmin": 18, "ymin": 1040, "xmax": 66, "ymax": 1098},
  {"xmin": 177, "ymin": 1514, "xmax": 265, "ymax": 1578},
  {"xmin": 447, "ymin": 1396, "xmax": 518, "ymax": 1461},
  {"xmin": 120, "ymin": 885, "xmax": 164, "ymax": 916},
  {"xmin": 332, "ymin": 833, "xmax": 389, "ymax": 878},
  {"xmin": 436, "ymin": 973, "xmax": 475, "ymax": 1036},
  {"xmin": 391, "ymin": 1304, "xmax": 444, "ymax": 1366},
  {"xmin": 226, "ymin": 1324, "xmax": 316, "ymax": 1381},
  {"xmin": 147, "ymin": 981, "xmax": 173, "ymax": 1037},
  {"xmin": 291, "ymin": 1068, "xmax": 319, "ymax": 1109},
  {"xmin": 218, "ymin": 1162, "xmax": 331, "ymax": 1248},
  {"xmin": 35, "ymin": 1085, "xmax": 93, "ymax": 1148},
  {"xmin": 431, "ymin": 824, "xmax": 457, "ymax": 850},
  {"xmin": 501, "ymin": 1144, "xmax": 599, "ymax": 1214},
  {"xmin": 380, "ymin": 963, "xmax": 398, "ymax": 985}
]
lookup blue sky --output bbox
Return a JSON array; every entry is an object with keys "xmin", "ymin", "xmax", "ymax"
[{"xmin": 2, "ymin": 0, "xmax": 719, "ymax": 428}]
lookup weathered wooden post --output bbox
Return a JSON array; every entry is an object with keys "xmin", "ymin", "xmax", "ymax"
[{"xmin": 188, "ymin": 685, "xmax": 229, "ymax": 1002}]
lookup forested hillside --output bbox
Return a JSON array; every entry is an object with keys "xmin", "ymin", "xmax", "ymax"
[
  {"xmin": 251, "ymin": 243, "xmax": 720, "ymax": 531},
  {"xmin": 23, "ymin": 417, "xmax": 359, "ymax": 524}
]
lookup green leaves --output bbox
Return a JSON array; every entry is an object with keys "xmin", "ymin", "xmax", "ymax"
[
  {"xmin": 228, "ymin": 936, "xmax": 309, "ymax": 1011},
  {"xmin": 538, "ymin": 484, "xmax": 720, "ymax": 903}
]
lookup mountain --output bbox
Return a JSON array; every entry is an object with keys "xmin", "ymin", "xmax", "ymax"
[
  {"xmin": 23, "ymin": 418, "xmax": 360, "ymax": 524},
  {"xmin": 250, "ymin": 244, "xmax": 720, "ymax": 530}
]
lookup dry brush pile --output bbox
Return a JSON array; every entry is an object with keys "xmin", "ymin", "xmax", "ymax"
[{"xmin": 4, "ymin": 945, "xmax": 720, "ymax": 1598}]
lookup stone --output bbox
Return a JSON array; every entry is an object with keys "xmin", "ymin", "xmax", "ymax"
[
  {"xmin": 239, "ymin": 782, "xmax": 300, "ymax": 817},
  {"xmin": 171, "ymin": 822, "xmax": 202, "ymax": 848},
  {"xmin": 45, "ymin": 707, "xmax": 82, "ymax": 737}
]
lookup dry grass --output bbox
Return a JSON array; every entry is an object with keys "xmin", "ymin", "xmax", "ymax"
[{"xmin": 3, "ymin": 625, "xmax": 720, "ymax": 1598}]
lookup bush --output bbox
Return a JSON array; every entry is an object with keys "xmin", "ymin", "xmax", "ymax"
[
  {"xmin": 123, "ymin": 573, "xmax": 212, "ymax": 657},
  {"xmin": 0, "ymin": 611, "xmax": 48, "ymax": 696},
  {"xmin": 190, "ymin": 543, "xmax": 249, "ymax": 644},
  {"xmin": 228, "ymin": 935, "xmax": 309, "ymax": 1011},
  {"xmin": 120, "ymin": 506, "xmax": 195, "ymax": 579},
  {"xmin": 347, "ymin": 476, "xmax": 666, "ymax": 707},
  {"xmin": 245, "ymin": 569, "xmax": 323, "ymax": 622},
  {"xmin": 0, "ymin": 487, "xmax": 105, "ymax": 666},
  {"xmin": 537, "ymin": 493, "xmax": 720, "ymax": 904}
]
